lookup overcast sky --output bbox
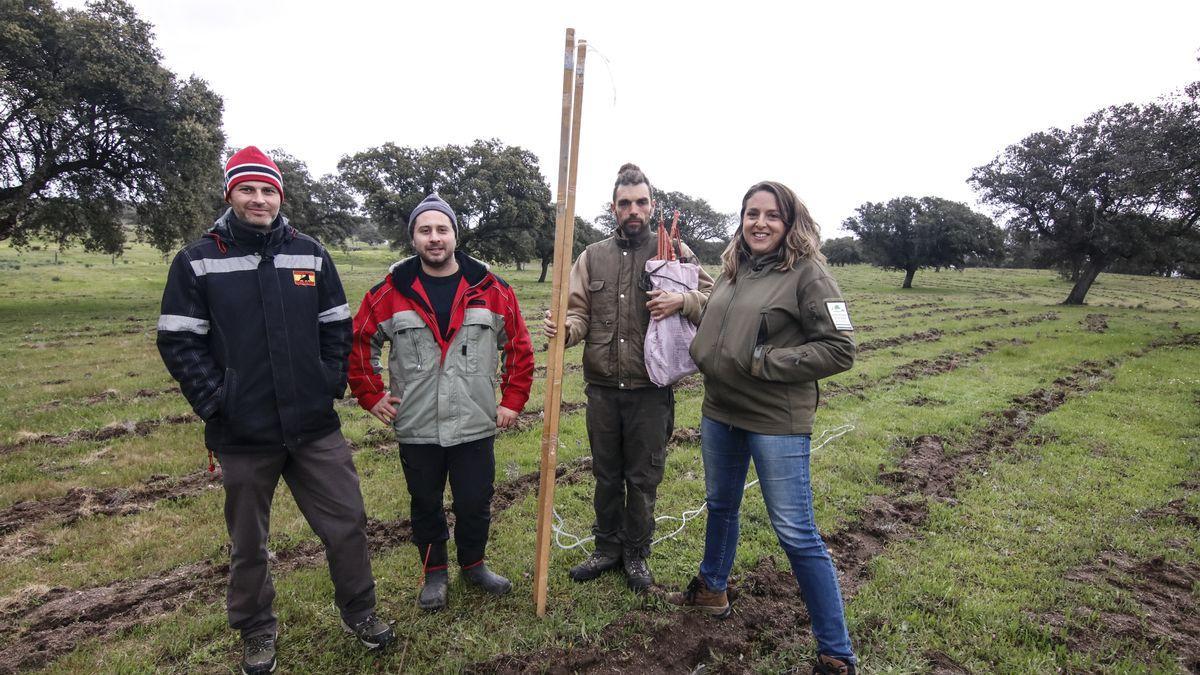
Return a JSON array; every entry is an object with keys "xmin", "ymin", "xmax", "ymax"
[{"xmin": 63, "ymin": 0, "xmax": 1200, "ymax": 236}]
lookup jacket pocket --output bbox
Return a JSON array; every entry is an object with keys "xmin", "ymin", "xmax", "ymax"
[
  {"xmin": 460, "ymin": 309, "xmax": 500, "ymax": 375},
  {"xmin": 388, "ymin": 313, "xmax": 435, "ymax": 382},
  {"xmin": 393, "ymin": 378, "xmax": 438, "ymax": 441},
  {"xmin": 587, "ymin": 279, "xmax": 615, "ymax": 329},
  {"xmin": 582, "ymin": 329, "xmax": 615, "ymax": 379},
  {"xmin": 749, "ymin": 311, "xmax": 770, "ymax": 378}
]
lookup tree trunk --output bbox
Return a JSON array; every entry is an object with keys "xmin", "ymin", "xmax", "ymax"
[
  {"xmin": 1063, "ymin": 259, "xmax": 1105, "ymax": 305},
  {"xmin": 902, "ymin": 267, "xmax": 917, "ymax": 289},
  {"xmin": 538, "ymin": 257, "xmax": 550, "ymax": 283},
  {"xmin": 0, "ymin": 208, "xmax": 20, "ymax": 243}
]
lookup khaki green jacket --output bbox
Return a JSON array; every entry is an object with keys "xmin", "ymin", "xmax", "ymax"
[
  {"xmin": 691, "ymin": 251, "xmax": 855, "ymax": 434},
  {"xmin": 563, "ymin": 228, "xmax": 714, "ymax": 389}
]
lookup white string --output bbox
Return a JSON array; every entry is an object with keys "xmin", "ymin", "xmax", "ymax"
[
  {"xmin": 582, "ymin": 43, "xmax": 618, "ymax": 108},
  {"xmin": 552, "ymin": 424, "xmax": 856, "ymax": 556}
]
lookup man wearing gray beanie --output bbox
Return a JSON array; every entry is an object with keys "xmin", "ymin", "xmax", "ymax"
[
  {"xmin": 408, "ymin": 193, "xmax": 458, "ymax": 239},
  {"xmin": 350, "ymin": 192, "xmax": 535, "ymax": 611}
]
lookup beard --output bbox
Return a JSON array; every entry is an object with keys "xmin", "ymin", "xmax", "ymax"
[
  {"xmin": 618, "ymin": 216, "xmax": 649, "ymax": 239},
  {"xmin": 418, "ymin": 245, "xmax": 454, "ymax": 270}
]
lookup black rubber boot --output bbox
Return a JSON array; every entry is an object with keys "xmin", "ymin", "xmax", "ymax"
[
  {"xmin": 462, "ymin": 562, "xmax": 512, "ymax": 595},
  {"xmin": 419, "ymin": 569, "xmax": 448, "ymax": 611}
]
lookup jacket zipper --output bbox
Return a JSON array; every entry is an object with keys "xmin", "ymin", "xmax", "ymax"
[{"xmin": 410, "ymin": 330, "xmax": 423, "ymax": 370}]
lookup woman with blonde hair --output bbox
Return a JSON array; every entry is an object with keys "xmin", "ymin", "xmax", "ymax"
[{"xmin": 667, "ymin": 181, "xmax": 858, "ymax": 674}]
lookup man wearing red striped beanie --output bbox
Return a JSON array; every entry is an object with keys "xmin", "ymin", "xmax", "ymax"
[{"xmin": 158, "ymin": 145, "xmax": 395, "ymax": 674}]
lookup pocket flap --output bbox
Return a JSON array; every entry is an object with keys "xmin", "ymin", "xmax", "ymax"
[
  {"xmin": 461, "ymin": 307, "xmax": 498, "ymax": 327},
  {"xmin": 585, "ymin": 329, "xmax": 614, "ymax": 345},
  {"xmin": 389, "ymin": 312, "xmax": 428, "ymax": 332},
  {"xmin": 588, "ymin": 279, "xmax": 605, "ymax": 291}
]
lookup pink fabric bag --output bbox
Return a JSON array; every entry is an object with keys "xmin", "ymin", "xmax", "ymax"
[{"xmin": 644, "ymin": 258, "xmax": 700, "ymax": 386}]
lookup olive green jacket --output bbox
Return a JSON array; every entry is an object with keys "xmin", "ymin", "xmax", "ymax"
[
  {"xmin": 562, "ymin": 228, "xmax": 714, "ymax": 389},
  {"xmin": 690, "ymin": 251, "xmax": 855, "ymax": 434}
]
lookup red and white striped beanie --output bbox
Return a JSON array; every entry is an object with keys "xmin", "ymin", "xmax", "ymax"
[{"xmin": 224, "ymin": 146, "xmax": 284, "ymax": 201}]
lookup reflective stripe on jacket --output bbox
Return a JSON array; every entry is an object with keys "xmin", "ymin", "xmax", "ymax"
[{"xmin": 156, "ymin": 209, "xmax": 352, "ymax": 452}]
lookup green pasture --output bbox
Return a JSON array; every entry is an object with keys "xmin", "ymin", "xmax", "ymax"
[{"xmin": 1, "ymin": 241, "xmax": 1198, "ymax": 673}]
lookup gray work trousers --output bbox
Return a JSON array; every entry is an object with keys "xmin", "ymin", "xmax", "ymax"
[
  {"xmin": 217, "ymin": 429, "xmax": 376, "ymax": 638},
  {"xmin": 585, "ymin": 384, "xmax": 674, "ymax": 559}
]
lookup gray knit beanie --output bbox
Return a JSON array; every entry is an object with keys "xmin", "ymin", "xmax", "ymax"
[{"xmin": 408, "ymin": 193, "xmax": 458, "ymax": 238}]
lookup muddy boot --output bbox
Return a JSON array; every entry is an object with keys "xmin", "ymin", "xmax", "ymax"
[
  {"xmin": 568, "ymin": 551, "xmax": 622, "ymax": 582},
  {"xmin": 463, "ymin": 562, "xmax": 512, "ymax": 595},
  {"xmin": 816, "ymin": 653, "xmax": 854, "ymax": 672},
  {"xmin": 812, "ymin": 654, "xmax": 856, "ymax": 675},
  {"xmin": 623, "ymin": 554, "xmax": 654, "ymax": 593},
  {"xmin": 665, "ymin": 575, "xmax": 730, "ymax": 618},
  {"xmin": 418, "ymin": 569, "xmax": 448, "ymax": 611},
  {"xmin": 239, "ymin": 632, "xmax": 276, "ymax": 675}
]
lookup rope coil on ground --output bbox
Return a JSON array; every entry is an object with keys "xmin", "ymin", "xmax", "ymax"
[{"xmin": 552, "ymin": 424, "xmax": 856, "ymax": 557}]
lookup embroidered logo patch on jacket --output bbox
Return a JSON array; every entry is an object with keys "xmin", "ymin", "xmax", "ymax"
[{"xmin": 293, "ymin": 270, "xmax": 316, "ymax": 286}]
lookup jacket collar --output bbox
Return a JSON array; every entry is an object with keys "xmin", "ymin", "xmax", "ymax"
[
  {"xmin": 389, "ymin": 250, "xmax": 490, "ymax": 293},
  {"xmin": 739, "ymin": 240, "xmax": 783, "ymax": 274},
  {"xmin": 614, "ymin": 224, "xmax": 651, "ymax": 250},
  {"xmin": 210, "ymin": 208, "xmax": 292, "ymax": 254}
]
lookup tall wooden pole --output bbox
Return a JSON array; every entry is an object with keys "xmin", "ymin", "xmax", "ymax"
[{"xmin": 534, "ymin": 29, "xmax": 587, "ymax": 617}]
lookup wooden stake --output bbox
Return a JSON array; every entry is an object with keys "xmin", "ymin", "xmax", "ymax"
[{"xmin": 534, "ymin": 29, "xmax": 587, "ymax": 617}]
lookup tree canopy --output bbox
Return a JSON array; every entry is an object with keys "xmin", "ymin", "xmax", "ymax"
[
  {"xmin": 969, "ymin": 82, "xmax": 1200, "ymax": 304},
  {"xmin": 0, "ymin": 0, "xmax": 225, "ymax": 253},
  {"xmin": 822, "ymin": 236, "xmax": 864, "ymax": 266},
  {"xmin": 843, "ymin": 196, "xmax": 1002, "ymax": 288},
  {"xmin": 338, "ymin": 139, "xmax": 552, "ymax": 261},
  {"xmin": 266, "ymin": 151, "xmax": 358, "ymax": 246}
]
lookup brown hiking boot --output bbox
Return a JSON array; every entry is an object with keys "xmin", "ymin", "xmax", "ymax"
[
  {"xmin": 665, "ymin": 575, "xmax": 730, "ymax": 618},
  {"xmin": 812, "ymin": 654, "xmax": 856, "ymax": 675}
]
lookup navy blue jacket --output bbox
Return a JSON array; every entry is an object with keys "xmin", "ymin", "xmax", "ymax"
[{"xmin": 157, "ymin": 209, "xmax": 352, "ymax": 452}]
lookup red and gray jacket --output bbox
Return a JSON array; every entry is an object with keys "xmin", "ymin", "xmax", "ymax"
[
  {"xmin": 349, "ymin": 252, "xmax": 534, "ymax": 446},
  {"xmin": 157, "ymin": 209, "xmax": 352, "ymax": 453}
]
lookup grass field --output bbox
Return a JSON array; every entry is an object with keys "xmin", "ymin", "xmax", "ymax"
[{"xmin": 0, "ymin": 241, "xmax": 1197, "ymax": 674}]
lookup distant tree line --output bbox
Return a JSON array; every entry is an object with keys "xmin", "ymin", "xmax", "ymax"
[
  {"xmin": 0, "ymin": 1, "xmax": 734, "ymax": 275},
  {"xmin": 830, "ymin": 77, "xmax": 1198, "ymax": 303},
  {"xmin": 4, "ymin": 1, "xmax": 1196, "ymax": 301}
]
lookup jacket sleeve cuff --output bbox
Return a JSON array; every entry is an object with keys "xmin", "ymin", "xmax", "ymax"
[
  {"xmin": 358, "ymin": 390, "xmax": 386, "ymax": 412},
  {"xmin": 499, "ymin": 391, "xmax": 527, "ymax": 413}
]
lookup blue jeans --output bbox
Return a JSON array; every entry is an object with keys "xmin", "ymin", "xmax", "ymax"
[{"xmin": 699, "ymin": 416, "xmax": 855, "ymax": 663}]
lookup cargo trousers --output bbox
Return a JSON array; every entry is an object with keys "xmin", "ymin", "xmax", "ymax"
[{"xmin": 585, "ymin": 383, "xmax": 674, "ymax": 559}]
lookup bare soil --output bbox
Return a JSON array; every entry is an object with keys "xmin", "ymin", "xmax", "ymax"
[
  {"xmin": 826, "ymin": 339, "xmax": 1019, "ymax": 400},
  {"xmin": 0, "ymin": 469, "xmax": 222, "ymax": 536},
  {"xmin": 1036, "ymin": 551, "xmax": 1200, "ymax": 672},
  {"xmin": 0, "ymin": 457, "xmax": 593, "ymax": 674},
  {"xmin": 1083, "ymin": 313, "xmax": 1109, "ymax": 333},
  {"xmin": 472, "ymin": 352, "xmax": 1126, "ymax": 673},
  {"xmin": 0, "ymin": 414, "xmax": 197, "ymax": 456}
]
